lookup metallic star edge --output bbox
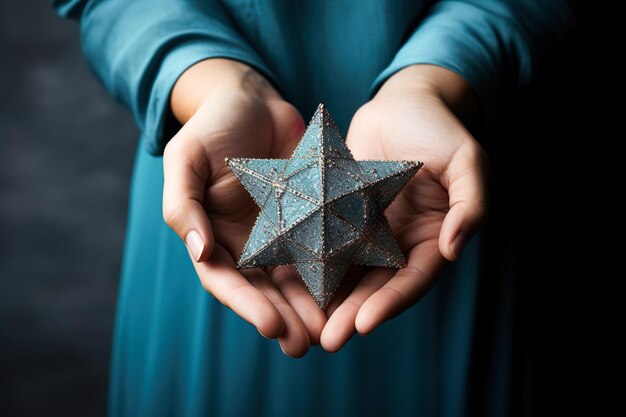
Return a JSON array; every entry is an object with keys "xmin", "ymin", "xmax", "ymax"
[{"xmin": 226, "ymin": 103, "xmax": 423, "ymax": 308}]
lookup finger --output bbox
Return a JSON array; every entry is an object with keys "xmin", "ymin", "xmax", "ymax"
[
  {"xmin": 275, "ymin": 303, "xmax": 311, "ymax": 358},
  {"xmin": 163, "ymin": 132, "xmax": 214, "ymax": 262},
  {"xmin": 355, "ymin": 241, "xmax": 443, "ymax": 335},
  {"xmin": 245, "ymin": 266, "xmax": 311, "ymax": 357},
  {"xmin": 439, "ymin": 141, "xmax": 488, "ymax": 261},
  {"xmin": 321, "ymin": 268, "xmax": 394, "ymax": 352},
  {"xmin": 193, "ymin": 246, "xmax": 284, "ymax": 339},
  {"xmin": 324, "ymin": 266, "xmax": 367, "ymax": 318},
  {"xmin": 271, "ymin": 265, "xmax": 326, "ymax": 345}
]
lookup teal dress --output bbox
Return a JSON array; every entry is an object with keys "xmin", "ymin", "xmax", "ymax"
[{"xmin": 53, "ymin": 1, "xmax": 575, "ymax": 416}]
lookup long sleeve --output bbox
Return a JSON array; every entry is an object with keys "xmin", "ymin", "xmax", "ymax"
[
  {"xmin": 371, "ymin": 0, "xmax": 577, "ymax": 113},
  {"xmin": 52, "ymin": 0, "xmax": 276, "ymax": 155}
]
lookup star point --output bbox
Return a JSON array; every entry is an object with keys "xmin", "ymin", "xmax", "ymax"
[{"xmin": 227, "ymin": 104, "xmax": 423, "ymax": 308}]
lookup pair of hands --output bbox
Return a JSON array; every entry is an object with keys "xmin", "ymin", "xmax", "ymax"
[{"xmin": 163, "ymin": 59, "xmax": 487, "ymax": 357}]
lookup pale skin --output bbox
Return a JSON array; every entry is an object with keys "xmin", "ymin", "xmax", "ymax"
[{"xmin": 164, "ymin": 58, "xmax": 487, "ymax": 357}]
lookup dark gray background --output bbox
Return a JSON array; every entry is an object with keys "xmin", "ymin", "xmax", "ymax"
[{"xmin": 1, "ymin": 2, "xmax": 136, "ymax": 415}]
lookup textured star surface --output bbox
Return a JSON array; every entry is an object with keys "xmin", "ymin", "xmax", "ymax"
[{"xmin": 226, "ymin": 104, "xmax": 423, "ymax": 308}]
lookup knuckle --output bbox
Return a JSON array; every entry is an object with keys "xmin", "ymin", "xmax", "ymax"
[
  {"xmin": 474, "ymin": 203, "xmax": 488, "ymax": 224},
  {"xmin": 162, "ymin": 202, "xmax": 186, "ymax": 229},
  {"xmin": 163, "ymin": 139, "xmax": 176, "ymax": 157},
  {"xmin": 352, "ymin": 104, "xmax": 373, "ymax": 126},
  {"xmin": 163, "ymin": 139, "xmax": 182, "ymax": 161},
  {"xmin": 199, "ymin": 278, "xmax": 213, "ymax": 295},
  {"xmin": 467, "ymin": 140, "xmax": 489, "ymax": 168},
  {"xmin": 401, "ymin": 265, "xmax": 428, "ymax": 282}
]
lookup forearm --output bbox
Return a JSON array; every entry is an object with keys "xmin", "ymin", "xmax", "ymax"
[{"xmin": 53, "ymin": 0, "xmax": 277, "ymax": 155}]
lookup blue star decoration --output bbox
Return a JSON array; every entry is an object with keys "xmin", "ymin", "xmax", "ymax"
[{"xmin": 226, "ymin": 104, "xmax": 423, "ymax": 308}]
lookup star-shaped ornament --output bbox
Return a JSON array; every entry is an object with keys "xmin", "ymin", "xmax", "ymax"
[{"xmin": 227, "ymin": 104, "xmax": 423, "ymax": 308}]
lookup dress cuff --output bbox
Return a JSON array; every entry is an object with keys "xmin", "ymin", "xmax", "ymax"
[
  {"xmin": 143, "ymin": 40, "xmax": 277, "ymax": 155},
  {"xmin": 370, "ymin": 1, "xmax": 533, "ymax": 118}
]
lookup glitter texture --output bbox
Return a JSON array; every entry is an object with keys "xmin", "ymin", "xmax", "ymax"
[{"xmin": 226, "ymin": 104, "xmax": 423, "ymax": 308}]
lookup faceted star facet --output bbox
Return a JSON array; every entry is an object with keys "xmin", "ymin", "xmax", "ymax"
[{"xmin": 226, "ymin": 104, "xmax": 423, "ymax": 308}]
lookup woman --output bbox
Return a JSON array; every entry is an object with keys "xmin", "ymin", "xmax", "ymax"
[{"xmin": 53, "ymin": 1, "xmax": 575, "ymax": 416}]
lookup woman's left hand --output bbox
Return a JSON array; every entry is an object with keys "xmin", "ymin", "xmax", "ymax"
[{"xmin": 320, "ymin": 65, "xmax": 488, "ymax": 352}]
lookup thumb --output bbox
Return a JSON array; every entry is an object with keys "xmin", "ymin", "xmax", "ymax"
[
  {"xmin": 162, "ymin": 131, "xmax": 214, "ymax": 262},
  {"xmin": 438, "ymin": 140, "xmax": 488, "ymax": 261}
]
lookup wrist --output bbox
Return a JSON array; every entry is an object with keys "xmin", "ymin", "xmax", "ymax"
[
  {"xmin": 171, "ymin": 58, "xmax": 279, "ymax": 124},
  {"xmin": 376, "ymin": 64, "xmax": 477, "ymax": 120}
]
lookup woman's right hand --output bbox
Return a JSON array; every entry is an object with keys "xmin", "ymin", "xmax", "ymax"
[{"xmin": 163, "ymin": 59, "xmax": 326, "ymax": 357}]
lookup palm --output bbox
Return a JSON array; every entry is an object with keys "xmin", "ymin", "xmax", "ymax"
[
  {"xmin": 348, "ymin": 94, "xmax": 456, "ymax": 263},
  {"xmin": 384, "ymin": 173, "xmax": 447, "ymax": 270},
  {"xmin": 321, "ymin": 90, "xmax": 486, "ymax": 351},
  {"xmin": 196, "ymin": 94, "xmax": 300, "ymax": 258},
  {"xmin": 165, "ymin": 92, "xmax": 326, "ymax": 356}
]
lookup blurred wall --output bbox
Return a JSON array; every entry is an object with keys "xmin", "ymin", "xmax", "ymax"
[{"xmin": 0, "ymin": 2, "xmax": 136, "ymax": 416}]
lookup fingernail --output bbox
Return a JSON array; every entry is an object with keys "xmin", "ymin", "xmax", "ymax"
[
  {"xmin": 185, "ymin": 230, "xmax": 204, "ymax": 261},
  {"xmin": 451, "ymin": 231, "xmax": 466, "ymax": 260},
  {"xmin": 257, "ymin": 328, "xmax": 269, "ymax": 339}
]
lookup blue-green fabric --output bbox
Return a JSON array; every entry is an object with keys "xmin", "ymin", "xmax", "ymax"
[{"xmin": 52, "ymin": 1, "xmax": 575, "ymax": 416}]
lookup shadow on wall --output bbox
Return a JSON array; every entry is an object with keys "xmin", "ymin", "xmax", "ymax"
[{"xmin": 0, "ymin": 2, "xmax": 137, "ymax": 416}]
